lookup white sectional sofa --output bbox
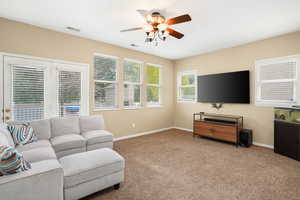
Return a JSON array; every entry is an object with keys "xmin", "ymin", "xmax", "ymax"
[{"xmin": 0, "ymin": 115, "xmax": 124, "ymax": 200}]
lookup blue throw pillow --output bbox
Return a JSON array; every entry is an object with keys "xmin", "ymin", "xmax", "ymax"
[
  {"xmin": 0, "ymin": 145, "xmax": 31, "ymax": 175},
  {"xmin": 7, "ymin": 123, "xmax": 37, "ymax": 146}
]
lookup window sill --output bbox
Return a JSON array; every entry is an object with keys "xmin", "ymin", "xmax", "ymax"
[
  {"xmin": 177, "ymin": 100, "xmax": 197, "ymax": 104},
  {"xmin": 124, "ymin": 106, "xmax": 144, "ymax": 110},
  {"xmin": 146, "ymin": 104, "xmax": 163, "ymax": 108},
  {"xmin": 94, "ymin": 108, "xmax": 121, "ymax": 111}
]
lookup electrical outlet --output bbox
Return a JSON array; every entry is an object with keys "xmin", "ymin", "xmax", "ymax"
[{"xmin": 132, "ymin": 123, "xmax": 136, "ymax": 128}]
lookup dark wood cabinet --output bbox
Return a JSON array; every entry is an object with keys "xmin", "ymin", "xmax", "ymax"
[{"xmin": 274, "ymin": 120, "xmax": 300, "ymax": 161}]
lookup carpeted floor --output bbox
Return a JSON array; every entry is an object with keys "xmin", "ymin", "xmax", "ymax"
[{"xmin": 83, "ymin": 129, "xmax": 300, "ymax": 200}]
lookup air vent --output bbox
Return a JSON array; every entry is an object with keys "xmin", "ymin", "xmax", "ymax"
[
  {"xmin": 130, "ymin": 44, "xmax": 139, "ymax": 47},
  {"xmin": 66, "ymin": 26, "xmax": 80, "ymax": 32}
]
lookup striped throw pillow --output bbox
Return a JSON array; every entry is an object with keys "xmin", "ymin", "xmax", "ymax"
[
  {"xmin": 0, "ymin": 145, "xmax": 31, "ymax": 175},
  {"xmin": 7, "ymin": 123, "xmax": 37, "ymax": 146}
]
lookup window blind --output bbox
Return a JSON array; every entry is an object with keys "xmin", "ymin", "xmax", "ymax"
[
  {"xmin": 261, "ymin": 82, "xmax": 294, "ymax": 101},
  {"xmin": 58, "ymin": 71, "xmax": 82, "ymax": 117},
  {"xmin": 12, "ymin": 66, "xmax": 45, "ymax": 121},
  {"xmin": 259, "ymin": 61, "xmax": 296, "ymax": 102},
  {"xmin": 260, "ymin": 62, "xmax": 296, "ymax": 81}
]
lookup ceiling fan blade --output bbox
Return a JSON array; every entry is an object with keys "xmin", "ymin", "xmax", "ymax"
[
  {"xmin": 166, "ymin": 14, "xmax": 192, "ymax": 25},
  {"xmin": 137, "ymin": 9, "xmax": 149, "ymax": 20},
  {"xmin": 120, "ymin": 27, "xmax": 143, "ymax": 32},
  {"xmin": 166, "ymin": 28, "xmax": 184, "ymax": 39}
]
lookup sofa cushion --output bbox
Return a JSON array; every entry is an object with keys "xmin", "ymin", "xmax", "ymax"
[
  {"xmin": 0, "ymin": 132, "xmax": 10, "ymax": 147},
  {"xmin": 55, "ymin": 147, "xmax": 86, "ymax": 159},
  {"xmin": 7, "ymin": 123, "xmax": 37, "ymax": 146},
  {"xmin": 0, "ymin": 123, "xmax": 15, "ymax": 148},
  {"xmin": 16, "ymin": 140, "xmax": 51, "ymax": 152},
  {"xmin": 30, "ymin": 119, "xmax": 51, "ymax": 140},
  {"xmin": 0, "ymin": 145, "xmax": 31, "ymax": 175},
  {"xmin": 50, "ymin": 134, "xmax": 86, "ymax": 153},
  {"xmin": 21, "ymin": 147, "xmax": 57, "ymax": 163},
  {"xmin": 51, "ymin": 117, "xmax": 80, "ymax": 137},
  {"xmin": 87, "ymin": 142, "xmax": 113, "ymax": 151},
  {"xmin": 59, "ymin": 148, "xmax": 125, "ymax": 188},
  {"xmin": 82, "ymin": 130, "xmax": 113, "ymax": 145},
  {"xmin": 79, "ymin": 115, "xmax": 105, "ymax": 133}
]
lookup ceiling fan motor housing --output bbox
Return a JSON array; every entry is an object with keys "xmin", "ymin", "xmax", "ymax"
[{"xmin": 149, "ymin": 12, "xmax": 165, "ymax": 26}]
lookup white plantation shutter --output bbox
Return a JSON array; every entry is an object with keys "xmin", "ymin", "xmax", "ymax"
[
  {"xmin": 58, "ymin": 70, "xmax": 82, "ymax": 117},
  {"xmin": 12, "ymin": 66, "xmax": 45, "ymax": 121},
  {"xmin": 261, "ymin": 82, "xmax": 294, "ymax": 101},
  {"xmin": 260, "ymin": 62, "xmax": 296, "ymax": 81},
  {"xmin": 256, "ymin": 56, "xmax": 299, "ymax": 106}
]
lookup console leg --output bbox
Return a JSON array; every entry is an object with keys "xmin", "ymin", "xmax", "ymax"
[{"xmin": 114, "ymin": 183, "xmax": 120, "ymax": 190}]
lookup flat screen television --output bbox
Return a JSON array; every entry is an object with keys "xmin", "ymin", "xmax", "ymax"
[{"xmin": 197, "ymin": 70, "xmax": 250, "ymax": 103}]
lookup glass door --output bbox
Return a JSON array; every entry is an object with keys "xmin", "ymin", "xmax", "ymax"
[
  {"xmin": 0, "ymin": 55, "xmax": 3, "ymax": 123},
  {"xmin": 3, "ymin": 56, "xmax": 50, "ymax": 122}
]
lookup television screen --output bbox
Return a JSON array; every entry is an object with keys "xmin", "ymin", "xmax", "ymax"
[{"xmin": 197, "ymin": 70, "xmax": 250, "ymax": 103}]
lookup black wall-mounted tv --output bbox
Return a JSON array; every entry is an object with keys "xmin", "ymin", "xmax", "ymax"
[{"xmin": 197, "ymin": 70, "xmax": 250, "ymax": 104}]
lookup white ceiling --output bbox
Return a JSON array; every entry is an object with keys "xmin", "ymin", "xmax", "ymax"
[{"xmin": 1, "ymin": 0, "xmax": 300, "ymax": 59}]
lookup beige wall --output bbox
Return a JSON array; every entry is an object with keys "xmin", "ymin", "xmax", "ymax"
[
  {"xmin": 0, "ymin": 18, "xmax": 175, "ymax": 138},
  {"xmin": 1, "ymin": 17, "xmax": 300, "ymax": 146},
  {"xmin": 174, "ymin": 31, "xmax": 300, "ymax": 146}
]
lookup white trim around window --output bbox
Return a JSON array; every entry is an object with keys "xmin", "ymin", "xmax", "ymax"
[{"xmin": 177, "ymin": 71, "xmax": 197, "ymax": 103}]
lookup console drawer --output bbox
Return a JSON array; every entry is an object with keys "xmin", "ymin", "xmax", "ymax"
[
  {"xmin": 194, "ymin": 121, "xmax": 237, "ymax": 143},
  {"xmin": 213, "ymin": 130, "xmax": 237, "ymax": 142},
  {"xmin": 194, "ymin": 126, "xmax": 214, "ymax": 137}
]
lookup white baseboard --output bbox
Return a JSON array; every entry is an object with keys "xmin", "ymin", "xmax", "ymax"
[
  {"xmin": 114, "ymin": 127, "xmax": 173, "ymax": 141},
  {"xmin": 172, "ymin": 126, "xmax": 274, "ymax": 149},
  {"xmin": 172, "ymin": 126, "xmax": 193, "ymax": 132},
  {"xmin": 113, "ymin": 126, "xmax": 274, "ymax": 149},
  {"xmin": 253, "ymin": 142, "xmax": 274, "ymax": 149}
]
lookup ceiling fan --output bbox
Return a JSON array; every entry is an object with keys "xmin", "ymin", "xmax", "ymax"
[{"xmin": 120, "ymin": 10, "xmax": 192, "ymax": 45}]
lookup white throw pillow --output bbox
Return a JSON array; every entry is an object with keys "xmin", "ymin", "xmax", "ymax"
[{"xmin": 0, "ymin": 123, "xmax": 15, "ymax": 148}]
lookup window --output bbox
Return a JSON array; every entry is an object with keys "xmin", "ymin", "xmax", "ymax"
[
  {"xmin": 146, "ymin": 64, "xmax": 161, "ymax": 106},
  {"xmin": 94, "ymin": 55, "xmax": 118, "ymax": 109},
  {"xmin": 256, "ymin": 55, "xmax": 300, "ymax": 107},
  {"xmin": 177, "ymin": 71, "xmax": 197, "ymax": 102},
  {"xmin": 123, "ymin": 59, "xmax": 142, "ymax": 108}
]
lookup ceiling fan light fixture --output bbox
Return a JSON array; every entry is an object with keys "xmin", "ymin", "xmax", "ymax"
[
  {"xmin": 120, "ymin": 10, "xmax": 191, "ymax": 46},
  {"xmin": 143, "ymin": 24, "xmax": 153, "ymax": 32},
  {"xmin": 157, "ymin": 23, "xmax": 168, "ymax": 31},
  {"xmin": 146, "ymin": 14, "xmax": 152, "ymax": 23}
]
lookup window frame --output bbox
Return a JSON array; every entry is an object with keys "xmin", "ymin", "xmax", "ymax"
[
  {"xmin": 145, "ymin": 63, "xmax": 162, "ymax": 107},
  {"xmin": 177, "ymin": 71, "xmax": 197, "ymax": 103},
  {"xmin": 123, "ymin": 58, "xmax": 143, "ymax": 109},
  {"xmin": 255, "ymin": 55, "xmax": 300, "ymax": 107},
  {"xmin": 94, "ymin": 53, "xmax": 119, "ymax": 110}
]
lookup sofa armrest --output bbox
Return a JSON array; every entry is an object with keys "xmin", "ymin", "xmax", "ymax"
[{"xmin": 0, "ymin": 159, "xmax": 63, "ymax": 200}]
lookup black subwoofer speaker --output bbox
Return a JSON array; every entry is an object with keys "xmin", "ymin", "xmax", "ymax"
[{"xmin": 240, "ymin": 129, "xmax": 253, "ymax": 147}]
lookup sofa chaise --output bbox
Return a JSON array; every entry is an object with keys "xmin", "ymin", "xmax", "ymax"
[{"xmin": 0, "ymin": 115, "xmax": 125, "ymax": 200}]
